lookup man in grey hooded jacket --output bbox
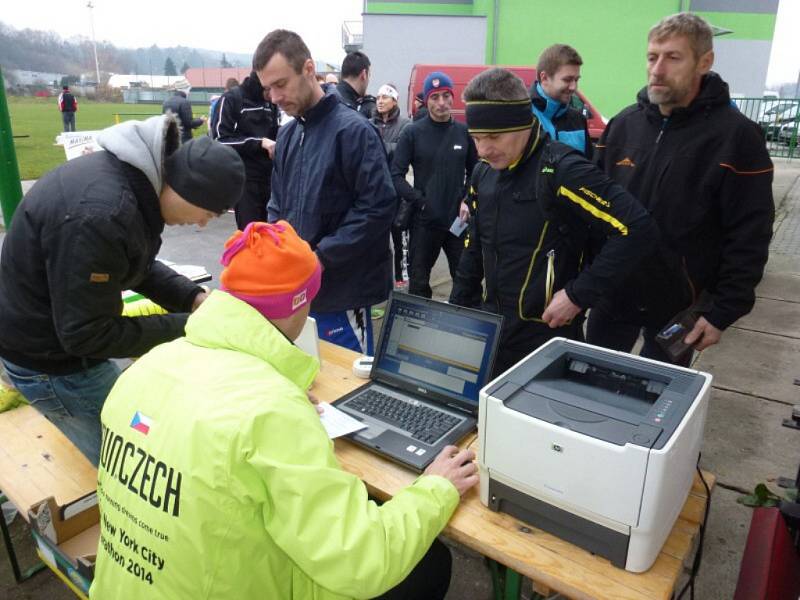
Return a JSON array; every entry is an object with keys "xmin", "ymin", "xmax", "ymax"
[{"xmin": 0, "ymin": 114, "xmax": 245, "ymax": 465}]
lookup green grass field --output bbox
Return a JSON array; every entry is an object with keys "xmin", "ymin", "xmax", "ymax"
[{"xmin": 8, "ymin": 96, "xmax": 209, "ymax": 180}]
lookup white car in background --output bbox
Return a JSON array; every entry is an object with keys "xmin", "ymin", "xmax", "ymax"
[{"xmin": 758, "ymin": 101, "xmax": 799, "ymax": 141}]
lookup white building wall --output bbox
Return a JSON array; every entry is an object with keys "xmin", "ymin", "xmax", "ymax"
[
  {"xmin": 362, "ymin": 14, "xmax": 487, "ymax": 113},
  {"xmin": 712, "ymin": 39, "xmax": 773, "ymax": 97}
]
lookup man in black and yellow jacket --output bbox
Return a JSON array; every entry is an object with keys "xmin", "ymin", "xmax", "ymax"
[{"xmin": 449, "ymin": 68, "xmax": 657, "ymax": 376}]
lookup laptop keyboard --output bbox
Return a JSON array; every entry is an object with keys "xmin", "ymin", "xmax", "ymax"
[{"xmin": 345, "ymin": 389, "xmax": 461, "ymax": 445}]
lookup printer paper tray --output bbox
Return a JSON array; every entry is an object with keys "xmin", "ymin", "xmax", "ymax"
[{"xmin": 488, "ymin": 476, "xmax": 630, "ymax": 568}]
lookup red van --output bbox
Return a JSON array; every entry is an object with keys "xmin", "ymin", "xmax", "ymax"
[{"xmin": 408, "ymin": 64, "xmax": 606, "ymax": 141}]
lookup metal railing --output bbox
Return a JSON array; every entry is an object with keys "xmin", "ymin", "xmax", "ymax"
[{"xmin": 734, "ymin": 97, "xmax": 799, "ymax": 159}]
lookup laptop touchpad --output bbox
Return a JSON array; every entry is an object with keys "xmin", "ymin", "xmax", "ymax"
[{"xmin": 359, "ymin": 423, "xmax": 387, "ymax": 439}]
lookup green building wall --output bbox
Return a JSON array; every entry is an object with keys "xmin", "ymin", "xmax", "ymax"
[{"xmin": 365, "ymin": 0, "xmax": 778, "ymax": 117}]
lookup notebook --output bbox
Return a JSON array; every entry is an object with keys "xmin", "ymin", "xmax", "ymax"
[{"xmin": 335, "ymin": 292, "xmax": 502, "ymax": 471}]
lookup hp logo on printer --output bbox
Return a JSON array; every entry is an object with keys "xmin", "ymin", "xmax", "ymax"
[{"xmin": 551, "ymin": 443, "xmax": 564, "ymax": 453}]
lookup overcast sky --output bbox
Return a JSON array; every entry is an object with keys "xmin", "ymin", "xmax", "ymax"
[
  {"xmin": 2, "ymin": 0, "xmax": 364, "ymax": 64},
  {"xmin": 2, "ymin": 0, "xmax": 798, "ymax": 86}
]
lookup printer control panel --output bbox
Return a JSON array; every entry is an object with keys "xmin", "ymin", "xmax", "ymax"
[{"xmin": 652, "ymin": 397, "xmax": 675, "ymax": 424}]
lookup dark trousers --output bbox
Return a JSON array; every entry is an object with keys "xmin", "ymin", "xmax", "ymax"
[
  {"xmin": 374, "ymin": 538, "xmax": 452, "ymax": 600},
  {"xmin": 492, "ymin": 317, "xmax": 584, "ymax": 378},
  {"xmin": 234, "ymin": 178, "xmax": 270, "ymax": 230},
  {"xmin": 586, "ymin": 305, "xmax": 692, "ymax": 366},
  {"xmin": 62, "ymin": 111, "xmax": 76, "ymax": 132},
  {"xmin": 408, "ymin": 225, "xmax": 463, "ymax": 298},
  {"xmin": 391, "ymin": 226, "xmax": 408, "ymax": 282}
]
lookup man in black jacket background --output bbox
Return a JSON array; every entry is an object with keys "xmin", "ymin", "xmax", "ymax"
[
  {"xmin": 163, "ymin": 90, "xmax": 206, "ymax": 142},
  {"xmin": 391, "ymin": 71, "xmax": 478, "ymax": 298},
  {"xmin": 0, "ymin": 116, "xmax": 245, "ymax": 464},
  {"xmin": 210, "ymin": 71, "xmax": 280, "ymax": 228},
  {"xmin": 586, "ymin": 13, "xmax": 774, "ymax": 364},
  {"xmin": 336, "ymin": 51, "xmax": 377, "ymax": 119},
  {"xmin": 450, "ymin": 68, "xmax": 656, "ymax": 376},
  {"xmin": 58, "ymin": 85, "xmax": 78, "ymax": 132}
]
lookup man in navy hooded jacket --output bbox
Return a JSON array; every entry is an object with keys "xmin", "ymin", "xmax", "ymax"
[{"xmin": 256, "ymin": 29, "xmax": 395, "ymax": 354}]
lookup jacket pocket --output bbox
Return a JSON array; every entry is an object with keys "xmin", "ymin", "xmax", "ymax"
[{"xmin": 630, "ymin": 249, "xmax": 695, "ymax": 325}]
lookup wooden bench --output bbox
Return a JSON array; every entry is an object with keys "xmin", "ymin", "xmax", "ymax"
[{"xmin": 0, "ymin": 402, "xmax": 96, "ymax": 587}]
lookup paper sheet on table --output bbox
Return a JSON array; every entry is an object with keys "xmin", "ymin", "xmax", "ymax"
[
  {"xmin": 319, "ymin": 403, "xmax": 367, "ymax": 439},
  {"xmin": 156, "ymin": 259, "xmax": 211, "ymax": 282},
  {"xmin": 449, "ymin": 216, "xmax": 468, "ymax": 237}
]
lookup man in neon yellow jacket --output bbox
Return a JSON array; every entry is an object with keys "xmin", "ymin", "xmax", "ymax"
[{"xmin": 90, "ymin": 221, "xmax": 478, "ymax": 600}]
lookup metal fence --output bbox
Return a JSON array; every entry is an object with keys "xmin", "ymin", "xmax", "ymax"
[{"xmin": 734, "ymin": 97, "xmax": 799, "ymax": 159}]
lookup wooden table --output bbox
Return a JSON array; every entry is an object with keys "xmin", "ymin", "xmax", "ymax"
[
  {"xmin": 0, "ymin": 395, "xmax": 96, "ymax": 584},
  {"xmin": 0, "ymin": 341, "xmax": 713, "ymax": 599},
  {"xmin": 316, "ymin": 341, "xmax": 714, "ymax": 600},
  {"xmin": 0, "ymin": 402, "xmax": 96, "ymax": 521}
]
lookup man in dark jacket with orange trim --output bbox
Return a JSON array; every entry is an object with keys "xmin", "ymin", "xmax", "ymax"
[{"xmin": 586, "ymin": 13, "xmax": 775, "ymax": 364}]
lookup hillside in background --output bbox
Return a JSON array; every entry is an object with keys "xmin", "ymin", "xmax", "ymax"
[{"xmin": 0, "ymin": 21, "xmax": 252, "ymax": 79}]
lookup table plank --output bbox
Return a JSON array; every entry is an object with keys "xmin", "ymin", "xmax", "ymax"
[
  {"xmin": 0, "ymin": 404, "xmax": 97, "ymax": 519},
  {"xmin": 319, "ymin": 341, "xmax": 713, "ymax": 600}
]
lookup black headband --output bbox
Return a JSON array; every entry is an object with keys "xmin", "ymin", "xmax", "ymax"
[{"xmin": 465, "ymin": 99, "xmax": 534, "ymax": 134}]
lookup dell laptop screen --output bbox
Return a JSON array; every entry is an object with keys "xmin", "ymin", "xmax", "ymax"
[{"xmin": 373, "ymin": 295, "xmax": 501, "ymax": 410}]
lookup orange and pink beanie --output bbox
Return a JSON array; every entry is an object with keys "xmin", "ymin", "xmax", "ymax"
[{"xmin": 220, "ymin": 221, "xmax": 321, "ymax": 319}]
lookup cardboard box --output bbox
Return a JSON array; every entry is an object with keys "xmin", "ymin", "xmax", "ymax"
[{"xmin": 28, "ymin": 492, "xmax": 99, "ymax": 599}]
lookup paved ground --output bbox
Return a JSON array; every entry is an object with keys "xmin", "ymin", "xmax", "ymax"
[{"xmin": 2, "ymin": 159, "xmax": 800, "ymax": 599}]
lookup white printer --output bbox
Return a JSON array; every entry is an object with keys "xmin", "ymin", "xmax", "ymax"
[{"xmin": 478, "ymin": 338, "xmax": 711, "ymax": 572}]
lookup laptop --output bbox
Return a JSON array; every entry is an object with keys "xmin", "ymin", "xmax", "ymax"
[{"xmin": 335, "ymin": 292, "xmax": 502, "ymax": 471}]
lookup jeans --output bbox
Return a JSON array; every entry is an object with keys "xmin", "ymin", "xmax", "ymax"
[
  {"xmin": 1, "ymin": 359, "xmax": 121, "ymax": 465},
  {"xmin": 62, "ymin": 111, "xmax": 76, "ymax": 132}
]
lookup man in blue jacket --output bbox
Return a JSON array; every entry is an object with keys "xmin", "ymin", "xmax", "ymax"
[
  {"xmin": 530, "ymin": 44, "xmax": 592, "ymax": 157},
  {"xmin": 256, "ymin": 29, "xmax": 395, "ymax": 354}
]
